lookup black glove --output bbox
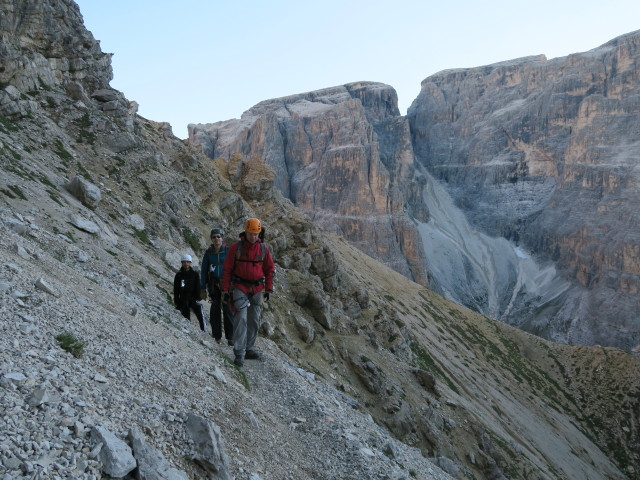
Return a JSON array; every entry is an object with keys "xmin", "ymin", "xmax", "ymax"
[
  {"xmin": 222, "ymin": 292, "xmax": 230, "ymax": 304},
  {"xmin": 264, "ymin": 292, "xmax": 270, "ymax": 302}
]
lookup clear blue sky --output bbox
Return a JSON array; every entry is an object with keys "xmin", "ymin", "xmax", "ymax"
[{"xmin": 75, "ymin": 0, "xmax": 640, "ymax": 139}]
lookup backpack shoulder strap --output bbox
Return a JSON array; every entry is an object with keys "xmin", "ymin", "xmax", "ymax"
[{"xmin": 230, "ymin": 241, "xmax": 241, "ymax": 273}]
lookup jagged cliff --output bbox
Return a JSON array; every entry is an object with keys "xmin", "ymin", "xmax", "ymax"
[
  {"xmin": 407, "ymin": 31, "xmax": 640, "ymax": 349},
  {"xmin": 0, "ymin": 0, "xmax": 111, "ymax": 101},
  {"xmin": 1, "ymin": 1, "xmax": 639, "ymax": 480},
  {"xmin": 189, "ymin": 32, "xmax": 640, "ymax": 352},
  {"xmin": 188, "ymin": 83, "xmax": 430, "ymax": 286}
]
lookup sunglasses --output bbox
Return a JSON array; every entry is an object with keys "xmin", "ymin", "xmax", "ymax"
[{"xmin": 211, "ymin": 235, "xmax": 222, "ymax": 239}]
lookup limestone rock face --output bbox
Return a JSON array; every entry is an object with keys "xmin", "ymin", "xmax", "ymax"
[
  {"xmin": 407, "ymin": 31, "xmax": 640, "ymax": 349},
  {"xmin": 189, "ymin": 82, "xmax": 430, "ymax": 285},
  {"xmin": 0, "ymin": 0, "xmax": 112, "ymax": 94}
]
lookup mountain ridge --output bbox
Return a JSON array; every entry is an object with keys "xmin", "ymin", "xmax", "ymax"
[
  {"xmin": 0, "ymin": 1, "xmax": 638, "ymax": 479},
  {"xmin": 408, "ymin": 29, "xmax": 640, "ymax": 349},
  {"xmin": 189, "ymin": 30, "xmax": 640, "ymax": 352}
]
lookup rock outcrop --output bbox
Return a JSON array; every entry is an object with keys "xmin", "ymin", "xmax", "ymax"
[
  {"xmin": 407, "ymin": 30, "xmax": 640, "ymax": 349},
  {"xmin": 0, "ymin": 0, "xmax": 111, "ymax": 101},
  {"xmin": 189, "ymin": 83, "xmax": 430, "ymax": 285}
]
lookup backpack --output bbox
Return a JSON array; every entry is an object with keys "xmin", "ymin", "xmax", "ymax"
[
  {"xmin": 229, "ymin": 240, "xmax": 269, "ymax": 287},
  {"xmin": 233, "ymin": 225, "xmax": 267, "ymax": 267},
  {"xmin": 234, "ymin": 241, "xmax": 267, "ymax": 265}
]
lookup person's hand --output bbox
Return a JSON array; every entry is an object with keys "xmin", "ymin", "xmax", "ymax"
[
  {"xmin": 222, "ymin": 292, "xmax": 230, "ymax": 304},
  {"xmin": 264, "ymin": 292, "xmax": 270, "ymax": 302}
]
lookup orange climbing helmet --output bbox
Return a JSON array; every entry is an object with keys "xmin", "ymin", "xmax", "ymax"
[{"xmin": 245, "ymin": 218, "xmax": 262, "ymax": 234}]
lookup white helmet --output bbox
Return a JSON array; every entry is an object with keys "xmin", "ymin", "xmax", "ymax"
[{"xmin": 181, "ymin": 254, "xmax": 192, "ymax": 262}]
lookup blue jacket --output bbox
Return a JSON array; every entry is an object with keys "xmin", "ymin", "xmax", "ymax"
[{"xmin": 200, "ymin": 244, "xmax": 228, "ymax": 290}]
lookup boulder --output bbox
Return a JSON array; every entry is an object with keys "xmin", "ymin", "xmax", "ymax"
[
  {"xmin": 91, "ymin": 426, "xmax": 136, "ymax": 478},
  {"xmin": 65, "ymin": 176, "xmax": 102, "ymax": 209},
  {"xmin": 185, "ymin": 414, "xmax": 232, "ymax": 480},
  {"xmin": 128, "ymin": 428, "xmax": 188, "ymax": 480}
]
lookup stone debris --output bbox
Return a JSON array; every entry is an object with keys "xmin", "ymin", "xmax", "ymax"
[
  {"xmin": 91, "ymin": 425, "xmax": 137, "ymax": 478},
  {"xmin": 125, "ymin": 213, "xmax": 146, "ymax": 231},
  {"xmin": 68, "ymin": 213, "xmax": 101, "ymax": 234},
  {"xmin": 15, "ymin": 244, "xmax": 31, "ymax": 260},
  {"xmin": 35, "ymin": 277, "xmax": 58, "ymax": 297},
  {"xmin": 128, "ymin": 427, "xmax": 189, "ymax": 480},
  {"xmin": 186, "ymin": 413, "xmax": 233, "ymax": 480},
  {"xmin": 26, "ymin": 385, "xmax": 54, "ymax": 407}
]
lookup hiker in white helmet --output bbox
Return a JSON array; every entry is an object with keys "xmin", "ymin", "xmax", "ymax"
[{"xmin": 173, "ymin": 253, "xmax": 206, "ymax": 331}]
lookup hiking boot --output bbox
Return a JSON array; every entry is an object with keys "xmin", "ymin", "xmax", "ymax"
[
  {"xmin": 215, "ymin": 338, "xmax": 223, "ymax": 344},
  {"xmin": 245, "ymin": 350, "xmax": 262, "ymax": 360},
  {"xmin": 227, "ymin": 340, "xmax": 234, "ymax": 347},
  {"xmin": 234, "ymin": 356, "xmax": 244, "ymax": 367}
]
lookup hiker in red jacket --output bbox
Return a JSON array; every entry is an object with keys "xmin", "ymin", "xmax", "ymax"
[{"xmin": 222, "ymin": 218, "xmax": 275, "ymax": 367}]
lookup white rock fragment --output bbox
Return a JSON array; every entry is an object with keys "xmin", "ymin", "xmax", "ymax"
[{"xmin": 35, "ymin": 277, "xmax": 58, "ymax": 297}]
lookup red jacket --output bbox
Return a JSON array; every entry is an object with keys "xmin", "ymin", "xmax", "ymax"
[{"xmin": 222, "ymin": 236, "xmax": 275, "ymax": 294}]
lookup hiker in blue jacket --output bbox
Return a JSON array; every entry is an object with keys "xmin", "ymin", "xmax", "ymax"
[{"xmin": 200, "ymin": 228, "xmax": 233, "ymax": 344}]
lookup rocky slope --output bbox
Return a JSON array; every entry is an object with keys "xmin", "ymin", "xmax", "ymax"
[{"xmin": 0, "ymin": 1, "xmax": 639, "ymax": 480}]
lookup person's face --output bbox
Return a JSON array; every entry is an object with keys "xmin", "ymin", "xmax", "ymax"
[
  {"xmin": 245, "ymin": 232, "xmax": 259, "ymax": 244},
  {"xmin": 211, "ymin": 234, "xmax": 223, "ymax": 246},
  {"xmin": 181, "ymin": 260, "xmax": 191, "ymax": 270}
]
